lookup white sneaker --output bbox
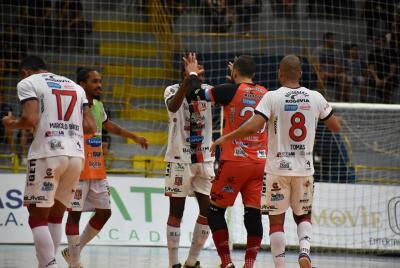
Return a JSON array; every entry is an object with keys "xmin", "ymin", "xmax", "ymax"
[{"xmin": 61, "ymin": 248, "xmax": 84, "ymax": 268}]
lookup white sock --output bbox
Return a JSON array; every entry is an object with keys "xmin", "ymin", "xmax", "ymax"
[
  {"xmin": 31, "ymin": 226, "xmax": 57, "ymax": 268},
  {"xmin": 186, "ymin": 221, "xmax": 209, "ymax": 266},
  {"xmin": 297, "ymin": 221, "xmax": 312, "ymax": 256},
  {"xmin": 270, "ymin": 231, "xmax": 286, "ymax": 268},
  {"xmin": 48, "ymin": 223, "xmax": 62, "ymax": 254},
  {"xmin": 167, "ymin": 225, "xmax": 181, "ymax": 267},
  {"xmin": 79, "ymin": 223, "xmax": 100, "ymax": 250},
  {"xmin": 67, "ymin": 235, "xmax": 81, "ymax": 266}
]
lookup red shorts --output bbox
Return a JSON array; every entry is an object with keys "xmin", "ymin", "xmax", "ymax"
[{"xmin": 211, "ymin": 160, "xmax": 265, "ymax": 208}]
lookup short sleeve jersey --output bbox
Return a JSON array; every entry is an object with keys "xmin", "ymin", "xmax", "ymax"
[
  {"xmin": 255, "ymin": 86, "xmax": 333, "ymax": 176},
  {"xmin": 80, "ymin": 99, "xmax": 108, "ymax": 180},
  {"xmin": 164, "ymin": 83, "xmax": 214, "ymax": 163},
  {"xmin": 17, "ymin": 73, "xmax": 88, "ymax": 160}
]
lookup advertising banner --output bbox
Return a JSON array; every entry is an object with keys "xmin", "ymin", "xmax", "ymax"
[{"xmin": 0, "ymin": 174, "xmax": 399, "ymax": 251}]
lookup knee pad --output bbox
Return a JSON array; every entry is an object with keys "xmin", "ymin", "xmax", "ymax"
[
  {"xmin": 207, "ymin": 204, "xmax": 227, "ymax": 232},
  {"xmin": 244, "ymin": 207, "xmax": 263, "ymax": 237},
  {"xmin": 293, "ymin": 213, "xmax": 311, "ymax": 225},
  {"xmin": 269, "ymin": 223, "xmax": 284, "ymax": 235}
]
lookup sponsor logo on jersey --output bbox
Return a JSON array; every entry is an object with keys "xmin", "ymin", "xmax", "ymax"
[
  {"xmin": 45, "ymin": 76, "xmax": 70, "ymax": 83},
  {"xmin": 271, "ymin": 193, "xmax": 284, "ymax": 201},
  {"xmin": 257, "ymin": 149, "xmax": 267, "ymax": 158},
  {"xmin": 49, "ymin": 139, "xmax": 64, "ymax": 150},
  {"xmin": 182, "ymin": 146, "xmax": 209, "ymax": 154},
  {"xmin": 285, "ymin": 91, "xmax": 309, "ymax": 98},
  {"xmin": 165, "ymin": 186, "xmax": 182, "ymax": 194},
  {"xmin": 87, "ymin": 151, "xmax": 102, "ymax": 158},
  {"xmin": 300, "ymin": 198, "xmax": 310, "ymax": 203},
  {"xmin": 76, "ymin": 141, "xmax": 82, "ymax": 151},
  {"xmin": 263, "ymin": 204, "xmax": 278, "ymax": 211},
  {"xmin": 221, "ymin": 185, "xmax": 235, "ymax": 193},
  {"xmin": 284, "ymin": 104, "xmax": 298, "ymax": 111},
  {"xmin": 174, "ymin": 176, "xmax": 183, "ymax": 186},
  {"xmin": 196, "ymin": 101, "xmax": 207, "ymax": 111},
  {"xmin": 174, "ymin": 163, "xmax": 185, "ymax": 172},
  {"xmin": 244, "ymin": 93, "xmax": 263, "ymax": 99},
  {"xmin": 24, "ymin": 195, "xmax": 47, "ymax": 202},
  {"xmin": 277, "ymin": 152, "xmax": 295, "ymax": 157},
  {"xmin": 41, "ymin": 182, "xmax": 54, "ymax": 192},
  {"xmin": 46, "ymin": 82, "xmax": 61, "ymax": 89},
  {"xmin": 189, "ymin": 114, "xmax": 205, "ymax": 124},
  {"xmin": 44, "ymin": 168, "xmax": 54, "ymax": 179},
  {"xmin": 305, "ymin": 160, "xmax": 312, "ymax": 170},
  {"xmin": 302, "ymin": 205, "xmax": 312, "ymax": 212},
  {"xmin": 299, "ymin": 103, "xmax": 311, "ymax": 110},
  {"xmin": 299, "ymin": 151, "xmax": 312, "ymax": 156},
  {"xmin": 45, "ymin": 130, "xmax": 64, "ymax": 137},
  {"xmin": 186, "ymin": 135, "xmax": 204, "ymax": 144},
  {"xmin": 89, "ymin": 161, "xmax": 101, "ymax": 168},
  {"xmin": 86, "ymin": 136, "xmax": 102, "ymax": 147},
  {"xmin": 234, "ymin": 146, "xmax": 248, "ymax": 157},
  {"xmin": 290, "ymin": 144, "xmax": 305, "ymax": 150},
  {"xmin": 279, "ymin": 159, "xmax": 291, "ymax": 169},
  {"xmin": 27, "ymin": 160, "xmax": 36, "ymax": 185},
  {"xmin": 285, "ymin": 98, "xmax": 310, "ymax": 103},
  {"xmin": 73, "ymin": 189, "xmax": 82, "ymax": 200},
  {"xmin": 271, "ymin": 182, "xmax": 281, "ymax": 191},
  {"xmin": 63, "ymin": 83, "xmax": 75, "ymax": 89},
  {"xmin": 242, "ymin": 98, "xmax": 257, "ymax": 106}
]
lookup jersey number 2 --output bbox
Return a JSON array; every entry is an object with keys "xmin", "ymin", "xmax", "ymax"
[
  {"xmin": 289, "ymin": 112, "xmax": 307, "ymax": 142},
  {"xmin": 52, "ymin": 89, "xmax": 77, "ymax": 121}
]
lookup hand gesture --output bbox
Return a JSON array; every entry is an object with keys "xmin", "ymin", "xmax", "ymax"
[
  {"xmin": 133, "ymin": 136, "xmax": 149, "ymax": 149},
  {"xmin": 183, "ymin": 53, "xmax": 203, "ymax": 76},
  {"xmin": 226, "ymin": 61, "xmax": 234, "ymax": 81},
  {"xmin": 2, "ymin": 111, "xmax": 14, "ymax": 128}
]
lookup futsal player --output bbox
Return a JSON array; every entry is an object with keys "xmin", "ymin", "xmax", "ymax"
[
  {"xmin": 2, "ymin": 55, "xmax": 96, "ymax": 268},
  {"xmin": 211, "ymin": 55, "xmax": 341, "ymax": 268}
]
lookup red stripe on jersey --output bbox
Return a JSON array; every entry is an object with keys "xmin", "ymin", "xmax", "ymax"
[{"xmin": 192, "ymin": 101, "xmax": 204, "ymax": 162}]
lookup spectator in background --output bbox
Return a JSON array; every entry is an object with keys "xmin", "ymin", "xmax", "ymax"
[
  {"xmin": 202, "ymin": 0, "xmax": 228, "ymax": 33},
  {"xmin": 368, "ymin": 35, "xmax": 398, "ymax": 103},
  {"xmin": 54, "ymin": 0, "xmax": 88, "ymax": 52},
  {"xmin": 270, "ymin": 0, "xmax": 296, "ymax": 19},
  {"xmin": 364, "ymin": 0, "xmax": 396, "ymax": 41},
  {"xmin": 313, "ymin": 32, "xmax": 349, "ymax": 101},
  {"xmin": 0, "ymin": 25, "xmax": 27, "ymax": 75},
  {"xmin": 0, "ymin": 94, "xmax": 15, "ymax": 153},
  {"xmin": 19, "ymin": 0, "xmax": 53, "ymax": 51},
  {"xmin": 343, "ymin": 44, "xmax": 367, "ymax": 102},
  {"xmin": 164, "ymin": 0, "xmax": 188, "ymax": 23},
  {"xmin": 234, "ymin": 0, "xmax": 263, "ymax": 33}
]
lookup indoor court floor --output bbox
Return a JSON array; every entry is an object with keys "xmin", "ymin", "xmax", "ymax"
[{"xmin": 0, "ymin": 245, "xmax": 399, "ymax": 268}]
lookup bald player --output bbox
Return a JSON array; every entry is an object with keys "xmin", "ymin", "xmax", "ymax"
[{"xmin": 211, "ymin": 55, "xmax": 341, "ymax": 268}]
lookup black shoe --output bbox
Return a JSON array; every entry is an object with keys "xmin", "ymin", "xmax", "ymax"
[
  {"xmin": 172, "ymin": 264, "xmax": 182, "ymax": 268},
  {"xmin": 183, "ymin": 261, "xmax": 201, "ymax": 268}
]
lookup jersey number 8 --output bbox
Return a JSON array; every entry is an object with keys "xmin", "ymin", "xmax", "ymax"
[{"xmin": 289, "ymin": 112, "xmax": 307, "ymax": 142}]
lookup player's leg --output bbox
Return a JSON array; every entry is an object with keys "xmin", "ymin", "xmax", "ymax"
[
  {"xmin": 56, "ymin": 157, "xmax": 85, "ymax": 268},
  {"xmin": 240, "ymin": 162, "xmax": 265, "ymax": 268},
  {"xmin": 165, "ymin": 162, "xmax": 192, "ymax": 268},
  {"xmin": 26, "ymin": 156, "xmax": 68, "ymax": 268},
  {"xmin": 184, "ymin": 162, "xmax": 213, "ymax": 268},
  {"xmin": 263, "ymin": 174, "xmax": 291, "ymax": 268},
  {"xmin": 79, "ymin": 179, "xmax": 112, "ymax": 251},
  {"xmin": 64, "ymin": 210, "xmax": 82, "ymax": 267},
  {"xmin": 290, "ymin": 176, "xmax": 314, "ymax": 268},
  {"xmin": 208, "ymin": 161, "xmax": 242, "ymax": 268},
  {"xmin": 48, "ymin": 199, "xmax": 67, "ymax": 254}
]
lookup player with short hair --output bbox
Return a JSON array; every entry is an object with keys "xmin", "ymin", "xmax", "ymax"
[
  {"xmin": 164, "ymin": 57, "xmax": 214, "ymax": 268},
  {"xmin": 211, "ymin": 55, "xmax": 341, "ymax": 268},
  {"xmin": 1, "ymin": 55, "xmax": 96, "ymax": 268},
  {"xmin": 184, "ymin": 53, "xmax": 268, "ymax": 268},
  {"xmin": 61, "ymin": 67, "xmax": 148, "ymax": 268}
]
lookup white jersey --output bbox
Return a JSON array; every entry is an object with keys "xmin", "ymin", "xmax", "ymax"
[
  {"xmin": 255, "ymin": 86, "xmax": 333, "ymax": 176},
  {"xmin": 17, "ymin": 72, "xmax": 88, "ymax": 160},
  {"xmin": 164, "ymin": 83, "xmax": 214, "ymax": 163}
]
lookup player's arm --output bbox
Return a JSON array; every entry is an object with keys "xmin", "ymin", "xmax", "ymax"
[
  {"xmin": 322, "ymin": 114, "xmax": 341, "ymax": 133},
  {"xmin": 210, "ymin": 114, "xmax": 266, "ymax": 153},
  {"xmin": 82, "ymin": 105, "xmax": 96, "ymax": 134},
  {"xmin": 103, "ymin": 120, "xmax": 148, "ymax": 149},
  {"xmin": 1, "ymin": 100, "xmax": 39, "ymax": 129},
  {"xmin": 166, "ymin": 76, "xmax": 192, "ymax": 113}
]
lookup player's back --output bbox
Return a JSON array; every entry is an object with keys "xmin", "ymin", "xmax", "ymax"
[
  {"xmin": 17, "ymin": 73, "xmax": 87, "ymax": 160},
  {"xmin": 263, "ymin": 86, "xmax": 332, "ymax": 176},
  {"xmin": 221, "ymin": 82, "xmax": 268, "ymax": 163}
]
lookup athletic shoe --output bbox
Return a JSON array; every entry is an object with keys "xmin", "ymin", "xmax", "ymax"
[
  {"xmin": 172, "ymin": 264, "xmax": 182, "ymax": 268},
  {"xmin": 61, "ymin": 248, "xmax": 71, "ymax": 265},
  {"xmin": 61, "ymin": 248, "xmax": 84, "ymax": 268},
  {"xmin": 183, "ymin": 261, "xmax": 202, "ymax": 268},
  {"xmin": 298, "ymin": 253, "xmax": 312, "ymax": 268},
  {"xmin": 219, "ymin": 263, "xmax": 235, "ymax": 268}
]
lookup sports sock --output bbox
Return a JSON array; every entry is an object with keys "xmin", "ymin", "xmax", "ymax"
[
  {"xmin": 297, "ymin": 221, "xmax": 312, "ymax": 256},
  {"xmin": 29, "ymin": 217, "xmax": 57, "ymax": 268},
  {"xmin": 186, "ymin": 215, "xmax": 209, "ymax": 266},
  {"xmin": 79, "ymin": 217, "xmax": 103, "ymax": 249},
  {"xmin": 212, "ymin": 229, "xmax": 231, "ymax": 268},
  {"xmin": 66, "ymin": 222, "xmax": 80, "ymax": 266},
  {"xmin": 167, "ymin": 216, "xmax": 181, "ymax": 268},
  {"xmin": 48, "ymin": 216, "xmax": 63, "ymax": 254},
  {"xmin": 244, "ymin": 236, "xmax": 262, "ymax": 268},
  {"xmin": 270, "ymin": 224, "xmax": 285, "ymax": 268}
]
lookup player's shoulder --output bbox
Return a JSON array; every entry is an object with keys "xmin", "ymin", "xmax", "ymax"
[{"xmin": 165, "ymin": 83, "xmax": 180, "ymax": 92}]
